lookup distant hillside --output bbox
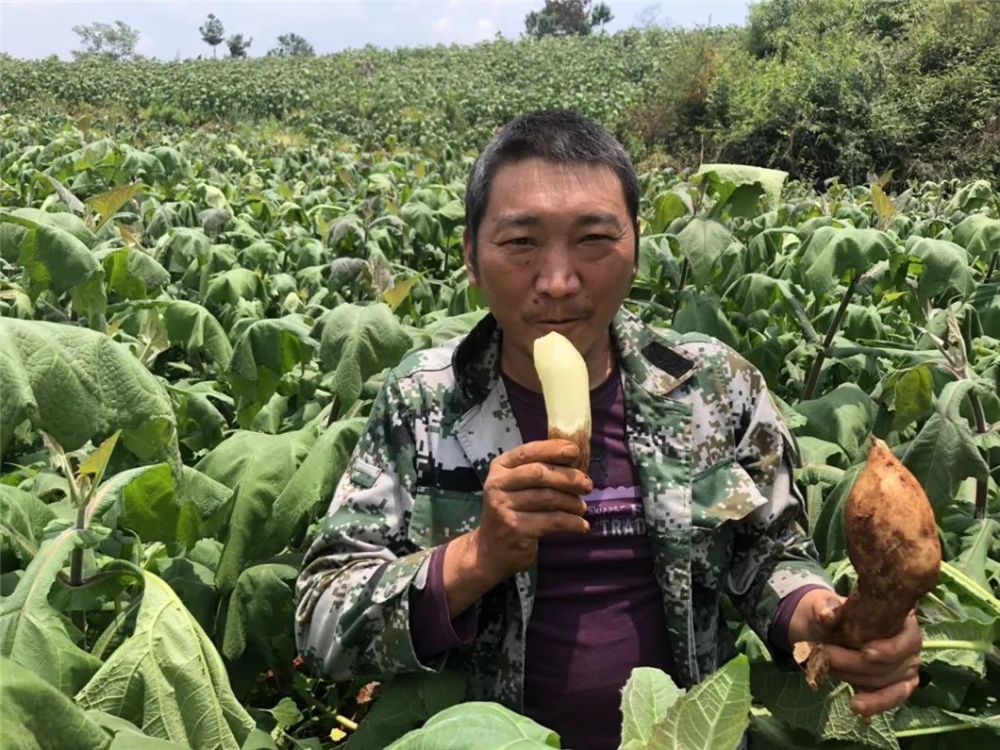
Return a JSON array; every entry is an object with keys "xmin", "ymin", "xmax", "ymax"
[{"xmin": 2, "ymin": 0, "xmax": 997, "ymax": 183}]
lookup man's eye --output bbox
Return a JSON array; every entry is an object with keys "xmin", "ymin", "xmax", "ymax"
[
  {"xmin": 582, "ymin": 234, "xmax": 615, "ymax": 243},
  {"xmin": 505, "ymin": 237, "xmax": 535, "ymax": 247}
]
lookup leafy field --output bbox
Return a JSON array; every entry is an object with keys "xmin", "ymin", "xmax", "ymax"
[{"xmin": 1, "ymin": 97, "xmax": 999, "ymax": 749}]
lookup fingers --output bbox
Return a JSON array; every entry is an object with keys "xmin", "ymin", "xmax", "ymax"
[
  {"xmin": 509, "ymin": 488, "xmax": 588, "ymax": 515},
  {"xmin": 498, "ymin": 440, "xmax": 583, "ymax": 469},
  {"xmin": 494, "ymin": 461, "xmax": 592, "ymax": 495},
  {"xmin": 823, "ymin": 642, "xmax": 921, "ymax": 683},
  {"xmin": 514, "ymin": 509, "xmax": 590, "ymax": 538},
  {"xmin": 859, "ymin": 612, "xmax": 923, "ymax": 665},
  {"xmin": 850, "ymin": 675, "xmax": 920, "ymax": 719}
]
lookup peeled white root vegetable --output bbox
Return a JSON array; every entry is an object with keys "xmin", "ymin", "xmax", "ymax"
[{"xmin": 533, "ymin": 331, "xmax": 591, "ymax": 473}]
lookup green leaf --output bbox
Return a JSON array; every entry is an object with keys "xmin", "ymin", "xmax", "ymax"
[
  {"xmin": 797, "ymin": 227, "xmax": 896, "ymax": 296},
  {"xmin": 222, "ymin": 562, "xmax": 299, "ymax": 678},
  {"xmin": 386, "ymin": 701, "xmax": 558, "ymax": 750},
  {"xmin": 96, "ymin": 245, "xmax": 171, "ymax": 299},
  {"xmin": 227, "ymin": 315, "xmax": 316, "ymax": 420},
  {"xmin": 162, "ymin": 300, "xmax": 233, "ymax": 368},
  {"xmin": 270, "ymin": 697, "xmax": 303, "ymax": 734},
  {"xmin": 0, "ymin": 318, "xmax": 179, "ymax": 469},
  {"xmin": 346, "ymin": 672, "xmax": 468, "ymax": 749},
  {"xmin": 91, "ymin": 463, "xmax": 232, "ymax": 548},
  {"xmin": 0, "ymin": 655, "xmax": 112, "ymax": 750},
  {"xmin": 674, "ymin": 218, "xmax": 734, "ymax": 288},
  {"xmin": 75, "ymin": 571, "xmax": 254, "ymax": 749},
  {"xmin": 644, "ymin": 655, "xmax": 752, "ymax": 750},
  {"xmin": 906, "ymin": 237, "xmax": 976, "ymax": 302},
  {"xmin": 671, "ymin": 290, "xmax": 740, "ymax": 349},
  {"xmin": 696, "ymin": 163, "xmax": 788, "ymax": 207},
  {"xmin": 1, "ymin": 213, "xmax": 107, "ymax": 320},
  {"xmin": 0, "ymin": 485, "xmax": 56, "ymax": 565},
  {"xmin": 793, "ymin": 384, "xmax": 873, "ymax": 461},
  {"xmin": 618, "ymin": 667, "xmax": 685, "ymax": 749},
  {"xmin": 812, "ymin": 464, "xmax": 863, "ymax": 568},
  {"xmin": 892, "ymin": 364, "xmax": 934, "ymax": 429},
  {"xmin": 319, "ymin": 303, "xmax": 412, "ymax": 411},
  {"xmin": 196, "ymin": 427, "xmax": 319, "ymax": 592},
  {"xmin": 0, "ymin": 529, "xmax": 102, "ymax": 696},
  {"xmin": 921, "ymin": 617, "xmax": 998, "ymax": 677},
  {"xmin": 895, "ymin": 705, "xmax": 1000, "ymax": 739},
  {"xmin": 903, "ymin": 385, "xmax": 990, "ymax": 512},
  {"xmin": 269, "ymin": 416, "xmax": 365, "ymax": 547},
  {"xmin": 751, "ymin": 660, "xmax": 898, "ymax": 749},
  {"xmin": 951, "ymin": 214, "xmax": 1000, "ymax": 262},
  {"xmin": 205, "ymin": 268, "xmax": 262, "ymax": 306}
]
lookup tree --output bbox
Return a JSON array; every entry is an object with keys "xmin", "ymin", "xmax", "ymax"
[
  {"xmin": 524, "ymin": 0, "xmax": 614, "ymax": 38},
  {"xmin": 226, "ymin": 34, "xmax": 253, "ymax": 58},
  {"xmin": 591, "ymin": 2, "xmax": 614, "ymax": 32},
  {"xmin": 199, "ymin": 13, "xmax": 225, "ymax": 58},
  {"xmin": 267, "ymin": 33, "xmax": 315, "ymax": 57},
  {"xmin": 71, "ymin": 21, "xmax": 140, "ymax": 62}
]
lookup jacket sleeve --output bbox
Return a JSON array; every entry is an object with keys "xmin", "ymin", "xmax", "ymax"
[
  {"xmin": 295, "ymin": 371, "xmax": 444, "ymax": 682},
  {"xmin": 723, "ymin": 359, "xmax": 833, "ymax": 645}
]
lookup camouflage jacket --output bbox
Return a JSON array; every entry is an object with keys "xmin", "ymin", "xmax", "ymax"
[{"xmin": 296, "ymin": 309, "xmax": 830, "ymax": 710}]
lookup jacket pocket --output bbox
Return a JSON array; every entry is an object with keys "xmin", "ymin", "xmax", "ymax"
[
  {"xmin": 408, "ymin": 487, "xmax": 483, "ymax": 548},
  {"xmin": 690, "ymin": 459, "xmax": 768, "ymax": 584}
]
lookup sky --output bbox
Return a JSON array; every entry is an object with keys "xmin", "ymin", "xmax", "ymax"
[{"xmin": 0, "ymin": 1, "xmax": 750, "ymax": 60}]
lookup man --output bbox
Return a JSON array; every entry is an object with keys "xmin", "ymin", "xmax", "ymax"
[{"xmin": 296, "ymin": 110, "xmax": 922, "ymax": 749}]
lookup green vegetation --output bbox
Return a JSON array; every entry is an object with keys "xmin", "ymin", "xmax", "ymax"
[{"xmin": 0, "ymin": 0, "xmax": 998, "ymax": 746}]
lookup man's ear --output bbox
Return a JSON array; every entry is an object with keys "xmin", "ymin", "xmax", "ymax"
[{"xmin": 462, "ymin": 228, "xmax": 479, "ymax": 286}]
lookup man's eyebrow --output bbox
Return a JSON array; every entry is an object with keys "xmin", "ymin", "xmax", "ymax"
[
  {"xmin": 574, "ymin": 212, "xmax": 624, "ymax": 228},
  {"xmin": 491, "ymin": 214, "xmax": 540, "ymax": 231},
  {"xmin": 490, "ymin": 212, "xmax": 624, "ymax": 231}
]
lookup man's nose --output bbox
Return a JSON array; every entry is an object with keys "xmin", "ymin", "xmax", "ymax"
[{"xmin": 535, "ymin": 246, "xmax": 581, "ymax": 298}]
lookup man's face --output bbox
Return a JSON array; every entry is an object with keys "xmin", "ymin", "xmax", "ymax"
[{"xmin": 463, "ymin": 158, "xmax": 637, "ymax": 380}]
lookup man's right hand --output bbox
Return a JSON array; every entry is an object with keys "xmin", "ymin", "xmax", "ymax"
[{"xmin": 442, "ymin": 439, "xmax": 592, "ymax": 617}]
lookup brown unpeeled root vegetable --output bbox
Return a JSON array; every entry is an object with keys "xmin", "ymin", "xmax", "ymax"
[
  {"xmin": 796, "ymin": 435, "xmax": 941, "ymax": 689},
  {"xmin": 533, "ymin": 332, "xmax": 591, "ymax": 473}
]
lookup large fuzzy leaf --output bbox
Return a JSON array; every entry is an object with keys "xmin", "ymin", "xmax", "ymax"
[
  {"xmin": 221, "ymin": 561, "xmax": 298, "ymax": 676},
  {"xmin": 0, "ymin": 655, "xmax": 112, "ymax": 750},
  {"xmin": 75, "ymin": 571, "xmax": 254, "ymax": 749},
  {"xmin": 0, "ymin": 318, "xmax": 179, "ymax": 468},
  {"xmin": 0, "ymin": 529, "xmax": 102, "ymax": 696},
  {"xmin": 195, "ymin": 427, "xmax": 319, "ymax": 592},
  {"xmin": 797, "ymin": 227, "xmax": 896, "ymax": 296},
  {"xmin": 346, "ymin": 672, "xmax": 468, "ymax": 750},
  {"xmin": 0, "ymin": 211, "xmax": 106, "ymax": 320},
  {"xmin": 319, "ymin": 302, "xmax": 412, "ymax": 411},
  {"xmin": 0, "ymin": 485, "xmax": 56, "ymax": 565},
  {"xmin": 643, "ymin": 655, "xmax": 752, "ymax": 750},
  {"xmin": 386, "ymin": 701, "xmax": 559, "ymax": 750},
  {"xmin": 751, "ymin": 659, "xmax": 898, "ymax": 749},
  {"xmin": 618, "ymin": 667, "xmax": 685, "ymax": 749}
]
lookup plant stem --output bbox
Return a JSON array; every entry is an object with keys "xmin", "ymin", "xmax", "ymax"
[
  {"xmin": 803, "ymin": 274, "xmax": 858, "ymax": 400},
  {"xmin": 967, "ymin": 389, "xmax": 989, "ymax": 519},
  {"xmin": 670, "ymin": 258, "xmax": 689, "ymax": 322},
  {"xmin": 986, "ymin": 250, "xmax": 998, "ymax": 281},
  {"xmin": 71, "ymin": 504, "xmax": 87, "ymax": 641}
]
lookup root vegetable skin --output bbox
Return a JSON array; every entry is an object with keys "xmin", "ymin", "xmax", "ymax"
[
  {"xmin": 532, "ymin": 332, "xmax": 591, "ymax": 473},
  {"xmin": 835, "ymin": 436, "xmax": 941, "ymax": 648},
  {"xmin": 797, "ymin": 436, "xmax": 941, "ymax": 688}
]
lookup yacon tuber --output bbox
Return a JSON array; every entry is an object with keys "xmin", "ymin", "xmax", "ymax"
[
  {"xmin": 798, "ymin": 435, "xmax": 941, "ymax": 688},
  {"xmin": 533, "ymin": 331, "xmax": 591, "ymax": 473}
]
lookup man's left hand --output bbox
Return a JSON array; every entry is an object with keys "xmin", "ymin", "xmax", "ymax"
[{"xmin": 788, "ymin": 589, "xmax": 923, "ymax": 719}]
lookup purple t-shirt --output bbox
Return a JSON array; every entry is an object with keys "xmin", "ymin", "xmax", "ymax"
[{"xmin": 409, "ymin": 367, "xmax": 825, "ymax": 749}]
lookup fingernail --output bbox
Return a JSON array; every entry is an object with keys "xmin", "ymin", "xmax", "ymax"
[
  {"xmin": 853, "ymin": 700, "xmax": 866, "ymax": 714},
  {"xmin": 863, "ymin": 648, "xmax": 878, "ymax": 660}
]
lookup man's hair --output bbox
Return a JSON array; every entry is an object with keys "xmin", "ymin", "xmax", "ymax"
[{"xmin": 464, "ymin": 109, "xmax": 640, "ymax": 265}]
